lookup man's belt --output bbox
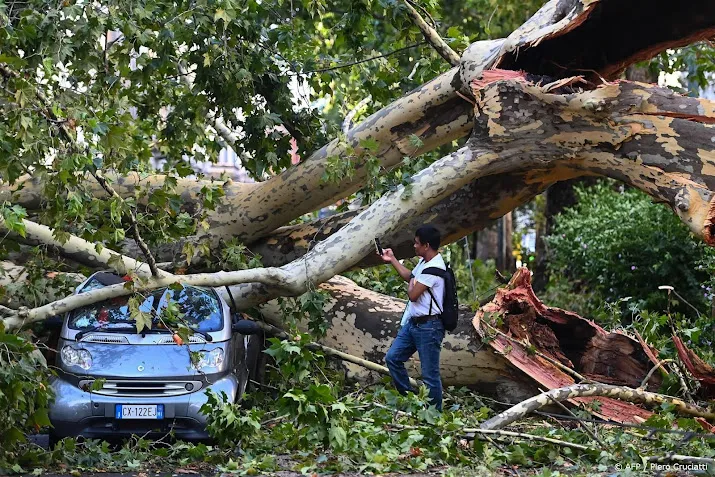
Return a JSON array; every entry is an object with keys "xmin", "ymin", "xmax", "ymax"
[{"xmin": 411, "ymin": 314, "xmax": 440, "ymax": 325}]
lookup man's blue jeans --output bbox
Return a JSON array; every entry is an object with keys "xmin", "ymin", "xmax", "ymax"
[{"xmin": 385, "ymin": 318, "xmax": 445, "ymax": 410}]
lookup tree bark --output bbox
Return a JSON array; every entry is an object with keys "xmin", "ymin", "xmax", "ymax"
[
  {"xmin": 10, "ymin": 77, "xmax": 715, "ymax": 330},
  {"xmin": 250, "ymin": 169, "xmax": 565, "ymax": 268},
  {"xmin": 9, "ymin": 0, "xmax": 714, "ymax": 253},
  {"xmin": 258, "ymin": 275, "xmax": 544, "ymax": 402},
  {"xmin": 480, "ymin": 383, "xmax": 715, "ymax": 431}
]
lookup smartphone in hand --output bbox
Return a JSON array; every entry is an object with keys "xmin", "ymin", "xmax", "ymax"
[{"xmin": 374, "ymin": 237, "xmax": 384, "ymax": 256}]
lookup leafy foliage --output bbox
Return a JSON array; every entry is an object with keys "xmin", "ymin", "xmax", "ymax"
[
  {"xmin": 649, "ymin": 42, "xmax": 715, "ymax": 95},
  {"xmin": 0, "ymin": 324, "xmax": 53, "ymax": 466},
  {"xmin": 544, "ymin": 181, "xmax": 715, "ymax": 316},
  {"xmin": 200, "ymin": 390, "xmax": 262, "ymax": 448}
]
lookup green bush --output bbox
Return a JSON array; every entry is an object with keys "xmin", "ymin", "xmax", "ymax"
[
  {"xmin": 544, "ymin": 182, "xmax": 715, "ymax": 316},
  {"xmin": 0, "ymin": 324, "xmax": 54, "ymax": 469}
]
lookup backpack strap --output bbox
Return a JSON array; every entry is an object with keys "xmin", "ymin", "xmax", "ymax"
[
  {"xmin": 426, "ymin": 288, "xmax": 443, "ymax": 315},
  {"xmin": 421, "ymin": 266, "xmax": 445, "ymax": 315}
]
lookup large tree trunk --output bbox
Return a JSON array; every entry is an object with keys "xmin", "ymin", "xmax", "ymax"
[
  {"xmin": 9, "ymin": 0, "xmax": 715, "ymax": 257},
  {"xmin": 259, "ymin": 275, "xmax": 544, "ymax": 403},
  {"xmin": 8, "ymin": 77, "xmax": 715, "ymax": 328}
]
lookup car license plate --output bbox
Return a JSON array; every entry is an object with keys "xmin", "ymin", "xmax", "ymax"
[{"xmin": 115, "ymin": 404, "xmax": 164, "ymax": 419}]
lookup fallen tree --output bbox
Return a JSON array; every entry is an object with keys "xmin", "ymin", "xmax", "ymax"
[
  {"xmin": 3, "ymin": 0, "xmax": 715, "ymax": 428},
  {"xmin": 6, "ymin": 0, "xmax": 715, "ymax": 265}
]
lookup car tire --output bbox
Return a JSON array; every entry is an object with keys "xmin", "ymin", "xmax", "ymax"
[{"xmin": 48, "ymin": 430, "xmax": 60, "ymax": 450}]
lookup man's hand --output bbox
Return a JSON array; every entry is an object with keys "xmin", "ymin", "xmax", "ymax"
[
  {"xmin": 380, "ymin": 247, "xmax": 412, "ymax": 281},
  {"xmin": 379, "ymin": 247, "xmax": 396, "ymax": 263}
]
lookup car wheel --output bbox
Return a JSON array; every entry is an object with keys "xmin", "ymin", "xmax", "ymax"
[{"xmin": 48, "ymin": 430, "xmax": 60, "ymax": 450}]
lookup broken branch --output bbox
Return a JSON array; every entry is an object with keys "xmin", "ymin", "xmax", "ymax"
[
  {"xmin": 463, "ymin": 428, "xmax": 596, "ymax": 452},
  {"xmin": 0, "ymin": 213, "xmax": 169, "ymax": 279},
  {"xmin": 401, "ymin": 0, "xmax": 460, "ymax": 66},
  {"xmin": 255, "ymin": 320, "xmax": 419, "ymax": 388},
  {"xmin": 480, "ymin": 384, "xmax": 715, "ymax": 431}
]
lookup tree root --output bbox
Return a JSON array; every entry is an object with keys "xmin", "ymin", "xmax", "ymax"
[{"xmin": 480, "ymin": 383, "xmax": 715, "ymax": 431}]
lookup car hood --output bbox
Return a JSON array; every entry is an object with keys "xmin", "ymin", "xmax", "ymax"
[{"xmin": 59, "ymin": 339, "xmax": 228, "ymax": 380}]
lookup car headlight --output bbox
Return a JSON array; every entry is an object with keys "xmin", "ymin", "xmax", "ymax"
[
  {"xmin": 61, "ymin": 346, "xmax": 93, "ymax": 370},
  {"xmin": 193, "ymin": 348, "xmax": 224, "ymax": 370}
]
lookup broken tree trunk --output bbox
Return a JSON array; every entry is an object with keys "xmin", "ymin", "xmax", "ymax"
[
  {"xmin": 673, "ymin": 335, "xmax": 715, "ymax": 399},
  {"xmin": 258, "ymin": 275, "xmax": 546, "ymax": 403},
  {"xmin": 7, "ymin": 0, "xmax": 715, "ymax": 257},
  {"xmin": 475, "ymin": 267, "xmax": 664, "ymax": 422}
]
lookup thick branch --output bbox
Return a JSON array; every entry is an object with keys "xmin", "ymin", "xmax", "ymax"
[
  {"xmin": 401, "ymin": 0, "xmax": 460, "ymax": 66},
  {"xmin": 480, "ymin": 383, "xmax": 715, "ymax": 431},
  {"xmin": 250, "ymin": 167, "xmax": 567, "ymax": 267},
  {"xmin": 0, "ymin": 173, "xmax": 235, "ymax": 212},
  {"xmin": 0, "ymin": 214, "xmax": 168, "ymax": 279},
  {"xmin": 469, "ymin": 76, "xmax": 715, "ymax": 242},
  {"xmin": 2, "ymin": 267, "xmax": 294, "ymax": 330},
  {"xmin": 463, "ymin": 429, "xmax": 595, "ymax": 452}
]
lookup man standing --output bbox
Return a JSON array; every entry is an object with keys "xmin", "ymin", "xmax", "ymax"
[{"xmin": 380, "ymin": 225, "xmax": 446, "ymax": 410}]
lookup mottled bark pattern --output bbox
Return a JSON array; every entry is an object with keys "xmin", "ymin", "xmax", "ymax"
[{"xmin": 258, "ymin": 276, "xmax": 542, "ymax": 401}]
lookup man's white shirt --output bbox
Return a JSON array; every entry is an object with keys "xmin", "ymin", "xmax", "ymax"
[{"xmin": 400, "ymin": 254, "xmax": 446, "ymax": 326}]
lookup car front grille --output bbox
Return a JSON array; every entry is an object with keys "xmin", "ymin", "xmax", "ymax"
[
  {"xmin": 80, "ymin": 334, "xmax": 129, "ymax": 344},
  {"xmin": 156, "ymin": 335, "xmax": 207, "ymax": 344},
  {"xmin": 80, "ymin": 380, "xmax": 204, "ymax": 397}
]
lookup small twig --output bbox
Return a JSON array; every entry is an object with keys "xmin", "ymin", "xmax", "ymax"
[
  {"xmin": 304, "ymin": 42, "xmax": 428, "ymax": 74},
  {"xmin": 658, "ymin": 285, "xmax": 703, "ymax": 319},
  {"xmin": 249, "ymin": 379, "xmax": 279, "ymax": 391},
  {"xmin": 261, "ymin": 414, "xmax": 289, "ymax": 426},
  {"xmin": 406, "ymin": 0, "xmax": 437, "ymax": 29},
  {"xmin": 639, "ymin": 358, "xmax": 674, "ymax": 389}
]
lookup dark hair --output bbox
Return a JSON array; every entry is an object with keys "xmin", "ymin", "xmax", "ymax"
[{"xmin": 415, "ymin": 224, "xmax": 441, "ymax": 250}]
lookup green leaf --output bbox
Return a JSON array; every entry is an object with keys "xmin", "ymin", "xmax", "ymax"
[
  {"xmin": 0, "ymin": 204, "xmax": 28, "ymax": 238},
  {"xmin": 128, "ymin": 297, "xmax": 152, "ymax": 333},
  {"xmin": 328, "ymin": 424, "xmax": 347, "ymax": 448},
  {"xmin": 90, "ymin": 378, "xmax": 106, "ymax": 392},
  {"xmin": 30, "ymin": 408, "xmax": 51, "ymax": 427},
  {"xmin": 214, "ymin": 8, "xmax": 233, "ymax": 23}
]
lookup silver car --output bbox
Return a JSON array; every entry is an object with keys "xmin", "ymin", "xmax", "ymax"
[{"xmin": 49, "ymin": 272, "xmax": 262, "ymax": 444}]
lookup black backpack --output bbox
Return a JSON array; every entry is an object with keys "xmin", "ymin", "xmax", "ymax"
[{"xmin": 422, "ymin": 264, "xmax": 459, "ymax": 331}]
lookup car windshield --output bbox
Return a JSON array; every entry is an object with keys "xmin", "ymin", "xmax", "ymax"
[{"xmin": 68, "ymin": 281, "xmax": 224, "ymax": 332}]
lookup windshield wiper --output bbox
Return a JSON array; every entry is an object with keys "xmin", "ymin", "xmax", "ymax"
[
  {"xmin": 189, "ymin": 328, "xmax": 213, "ymax": 342},
  {"xmin": 75, "ymin": 325, "xmax": 136, "ymax": 341}
]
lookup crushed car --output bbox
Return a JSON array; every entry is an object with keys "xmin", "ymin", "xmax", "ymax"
[{"xmin": 48, "ymin": 271, "xmax": 262, "ymax": 444}]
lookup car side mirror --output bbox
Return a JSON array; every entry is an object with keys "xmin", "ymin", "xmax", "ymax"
[
  {"xmin": 232, "ymin": 319, "xmax": 262, "ymax": 335},
  {"xmin": 44, "ymin": 315, "xmax": 63, "ymax": 330}
]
